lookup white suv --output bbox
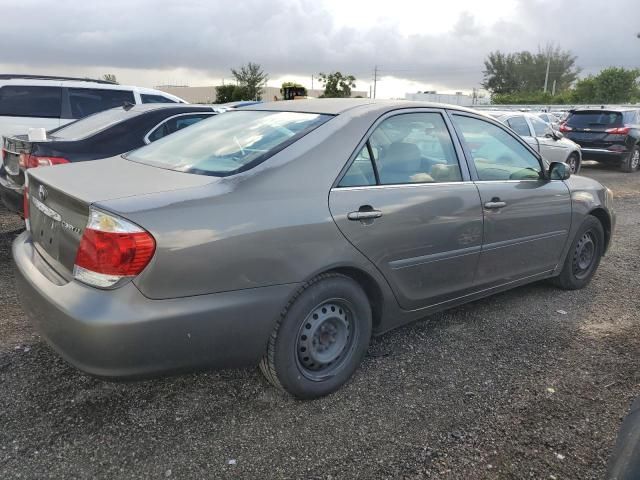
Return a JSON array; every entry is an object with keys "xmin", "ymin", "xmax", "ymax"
[{"xmin": 0, "ymin": 74, "xmax": 186, "ymax": 138}]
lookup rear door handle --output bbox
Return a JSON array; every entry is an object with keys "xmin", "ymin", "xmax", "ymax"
[
  {"xmin": 347, "ymin": 210, "xmax": 383, "ymax": 221},
  {"xmin": 484, "ymin": 200, "xmax": 507, "ymax": 209}
]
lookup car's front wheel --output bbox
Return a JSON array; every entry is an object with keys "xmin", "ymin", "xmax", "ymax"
[
  {"xmin": 259, "ymin": 273, "xmax": 372, "ymax": 399},
  {"xmin": 621, "ymin": 145, "xmax": 640, "ymax": 173},
  {"xmin": 551, "ymin": 215, "xmax": 604, "ymax": 290}
]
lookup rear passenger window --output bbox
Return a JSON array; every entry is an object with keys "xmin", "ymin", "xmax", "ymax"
[
  {"xmin": 68, "ymin": 88, "xmax": 135, "ymax": 118},
  {"xmin": 339, "ymin": 113, "xmax": 462, "ymax": 186},
  {"xmin": 141, "ymin": 94, "xmax": 177, "ymax": 104},
  {"xmin": 452, "ymin": 115, "xmax": 542, "ymax": 181},
  {"xmin": 0, "ymin": 86, "xmax": 62, "ymax": 118},
  {"xmin": 339, "ymin": 144, "xmax": 376, "ymax": 187},
  {"xmin": 371, "ymin": 113, "xmax": 462, "ymax": 184},
  {"xmin": 506, "ymin": 116, "xmax": 531, "ymax": 137}
]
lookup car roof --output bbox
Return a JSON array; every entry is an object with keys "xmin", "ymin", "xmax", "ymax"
[
  {"xmin": 572, "ymin": 107, "xmax": 638, "ymax": 113},
  {"xmin": 0, "ymin": 77, "xmax": 186, "ymax": 103},
  {"xmin": 243, "ymin": 98, "xmax": 481, "ymax": 116}
]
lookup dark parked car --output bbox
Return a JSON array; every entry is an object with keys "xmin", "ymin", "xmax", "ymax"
[
  {"xmin": 560, "ymin": 108, "xmax": 640, "ymax": 172},
  {"xmin": 13, "ymin": 99, "xmax": 615, "ymax": 399},
  {"xmin": 0, "ymin": 104, "xmax": 219, "ymax": 214}
]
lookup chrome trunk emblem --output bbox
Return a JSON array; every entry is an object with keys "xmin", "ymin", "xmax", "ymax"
[{"xmin": 38, "ymin": 185, "xmax": 48, "ymax": 201}]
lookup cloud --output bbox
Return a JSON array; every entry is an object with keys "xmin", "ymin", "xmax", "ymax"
[{"xmin": 0, "ymin": 0, "xmax": 637, "ymax": 91}]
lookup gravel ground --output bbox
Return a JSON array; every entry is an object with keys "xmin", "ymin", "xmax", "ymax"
[{"xmin": 0, "ymin": 163, "xmax": 638, "ymax": 479}]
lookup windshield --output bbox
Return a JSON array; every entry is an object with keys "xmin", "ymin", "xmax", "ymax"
[
  {"xmin": 126, "ymin": 110, "xmax": 331, "ymax": 176},
  {"xmin": 50, "ymin": 107, "xmax": 142, "ymax": 140}
]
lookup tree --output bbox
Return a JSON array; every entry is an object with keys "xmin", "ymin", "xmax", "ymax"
[
  {"xmin": 280, "ymin": 81, "xmax": 307, "ymax": 96},
  {"xmin": 230, "ymin": 62, "xmax": 268, "ymax": 100},
  {"xmin": 102, "ymin": 73, "xmax": 118, "ymax": 84},
  {"xmin": 483, "ymin": 46, "xmax": 579, "ymax": 94},
  {"xmin": 318, "ymin": 72, "xmax": 356, "ymax": 98},
  {"xmin": 572, "ymin": 67, "xmax": 640, "ymax": 103},
  {"xmin": 231, "ymin": 85, "xmax": 250, "ymax": 102},
  {"xmin": 214, "ymin": 84, "xmax": 236, "ymax": 103}
]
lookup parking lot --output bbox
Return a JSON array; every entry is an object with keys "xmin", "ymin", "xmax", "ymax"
[{"xmin": 0, "ymin": 163, "xmax": 638, "ymax": 479}]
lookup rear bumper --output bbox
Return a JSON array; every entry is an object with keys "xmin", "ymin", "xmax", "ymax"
[
  {"xmin": 0, "ymin": 170, "xmax": 23, "ymax": 214},
  {"xmin": 13, "ymin": 231, "xmax": 298, "ymax": 378},
  {"xmin": 579, "ymin": 148, "xmax": 626, "ymax": 163}
]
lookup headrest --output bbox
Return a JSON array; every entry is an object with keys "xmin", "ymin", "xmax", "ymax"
[{"xmin": 383, "ymin": 142, "xmax": 422, "ymax": 173}]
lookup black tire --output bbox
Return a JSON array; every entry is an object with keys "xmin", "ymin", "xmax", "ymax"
[
  {"xmin": 621, "ymin": 145, "xmax": 640, "ymax": 173},
  {"xmin": 566, "ymin": 152, "xmax": 580, "ymax": 174},
  {"xmin": 551, "ymin": 215, "xmax": 604, "ymax": 290},
  {"xmin": 259, "ymin": 273, "xmax": 372, "ymax": 399}
]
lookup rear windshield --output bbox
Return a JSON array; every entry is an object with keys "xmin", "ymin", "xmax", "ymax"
[
  {"xmin": 566, "ymin": 111, "xmax": 625, "ymax": 128},
  {"xmin": 50, "ymin": 107, "xmax": 143, "ymax": 140},
  {"xmin": 126, "ymin": 110, "xmax": 331, "ymax": 176}
]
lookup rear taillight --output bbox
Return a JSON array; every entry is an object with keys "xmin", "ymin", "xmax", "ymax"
[
  {"xmin": 19, "ymin": 153, "xmax": 69, "ymax": 169},
  {"xmin": 559, "ymin": 123, "xmax": 572, "ymax": 133},
  {"xmin": 605, "ymin": 126, "xmax": 631, "ymax": 135},
  {"xmin": 73, "ymin": 209, "xmax": 156, "ymax": 288}
]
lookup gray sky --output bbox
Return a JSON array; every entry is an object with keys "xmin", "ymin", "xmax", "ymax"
[{"xmin": 1, "ymin": 0, "xmax": 638, "ymax": 97}]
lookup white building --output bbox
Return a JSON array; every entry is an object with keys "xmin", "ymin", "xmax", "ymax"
[
  {"xmin": 404, "ymin": 91, "xmax": 490, "ymax": 106},
  {"xmin": 156, "ymin": 85, "xmax": 368, "ymax": 103}
]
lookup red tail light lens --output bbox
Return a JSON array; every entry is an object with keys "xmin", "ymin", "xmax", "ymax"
[
  {"xmin": 19, "ymin": 154, "xmax": 69, "ymax": 169},
  {"xmin": 73, "ymin": 209, "xmax": 155, "ymax": 288},
  {"xmin": 559, "ymin": 123, "xmax": 572, "ymax": 133},
  {"xmin": 605, "ymin": 126, "xmax": 631, "ymax": 135}
]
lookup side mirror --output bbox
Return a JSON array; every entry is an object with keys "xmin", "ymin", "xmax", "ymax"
[{"xmin": 549, "ymin": 161, "xmax": 570, "ymax": 180}]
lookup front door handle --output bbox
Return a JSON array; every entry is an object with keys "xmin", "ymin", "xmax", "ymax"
[
  {"xmin": 484, "ymin": 199, "xmax": 507, "ymax": 209},
  {"xmin": 347, "ymin": 210, "xmax": 383, "ymax": 221}
]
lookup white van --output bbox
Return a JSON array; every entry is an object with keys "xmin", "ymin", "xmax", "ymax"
[{"xmin": 0, "ymin": 74, "xmax": 186, "ymax": 138}]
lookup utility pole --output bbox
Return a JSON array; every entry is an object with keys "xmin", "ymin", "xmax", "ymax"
[
  {"xmin": 373, "ymin": 65, "xmax": 378, "ymax": 99},
  {"xmin": 311, "ymin": 75, "xmax": 314, "ymax": 91},
  {"xmin": 543, "ymin": 54, "xmax": 551, "ymax": 93},
  {"xmin": 552, "ymin": 79, "xmax": 557, "ymax": 96}
]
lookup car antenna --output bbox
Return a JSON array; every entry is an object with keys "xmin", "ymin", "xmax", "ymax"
[{"xmin": 122, "ymin": 101, "xmax": 135, "ymax": 111}]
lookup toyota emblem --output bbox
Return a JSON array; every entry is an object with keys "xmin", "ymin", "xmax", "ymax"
[{"xmin": 38, "ymin": 185, "xmax": 48, "ymax": 202}]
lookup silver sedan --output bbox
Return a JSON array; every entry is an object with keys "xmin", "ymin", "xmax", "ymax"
[{"xmin": 491, "ymin": 111, "xmax": 582, "ymax": 174}]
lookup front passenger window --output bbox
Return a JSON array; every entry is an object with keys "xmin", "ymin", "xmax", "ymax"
[{"xmin": 452, "ymin": 115, "xmax": 543, "ymax": 181}]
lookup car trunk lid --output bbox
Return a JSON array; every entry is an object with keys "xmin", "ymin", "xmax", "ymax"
[{"xmin": 26, "ymin": 156, "xmax": 216, "ymax": 279}]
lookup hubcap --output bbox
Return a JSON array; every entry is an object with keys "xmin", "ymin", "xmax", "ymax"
[
  {"xmin": 572, "ymin": 231, "xmax": 596, "ymax": 279},
  {"xmin": 631, "ymin": 150, "xmax": 640, "ymax": 170},
  {"xmin": 568, "ymin": 156, "xmax": 578, "ymax": 173},
  {"xmin": 297, "ymin": 301, "xmax": 355, "ymax": 380}
]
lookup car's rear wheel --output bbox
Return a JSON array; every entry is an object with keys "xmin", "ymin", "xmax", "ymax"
[
  {"xmin": 551, "ymin": 215, "xmax": 604, "ymax": 290},
  {"xmin": 566, "ymin": 152, "xmax": 580, "ymax": 174},
  {"xmin": 259, "ymin": 273, "xmax": 372, "ymax": 399},
  {"xmin": 621, "ymin": 145, "xmax": 640, "ymax": 173}
]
